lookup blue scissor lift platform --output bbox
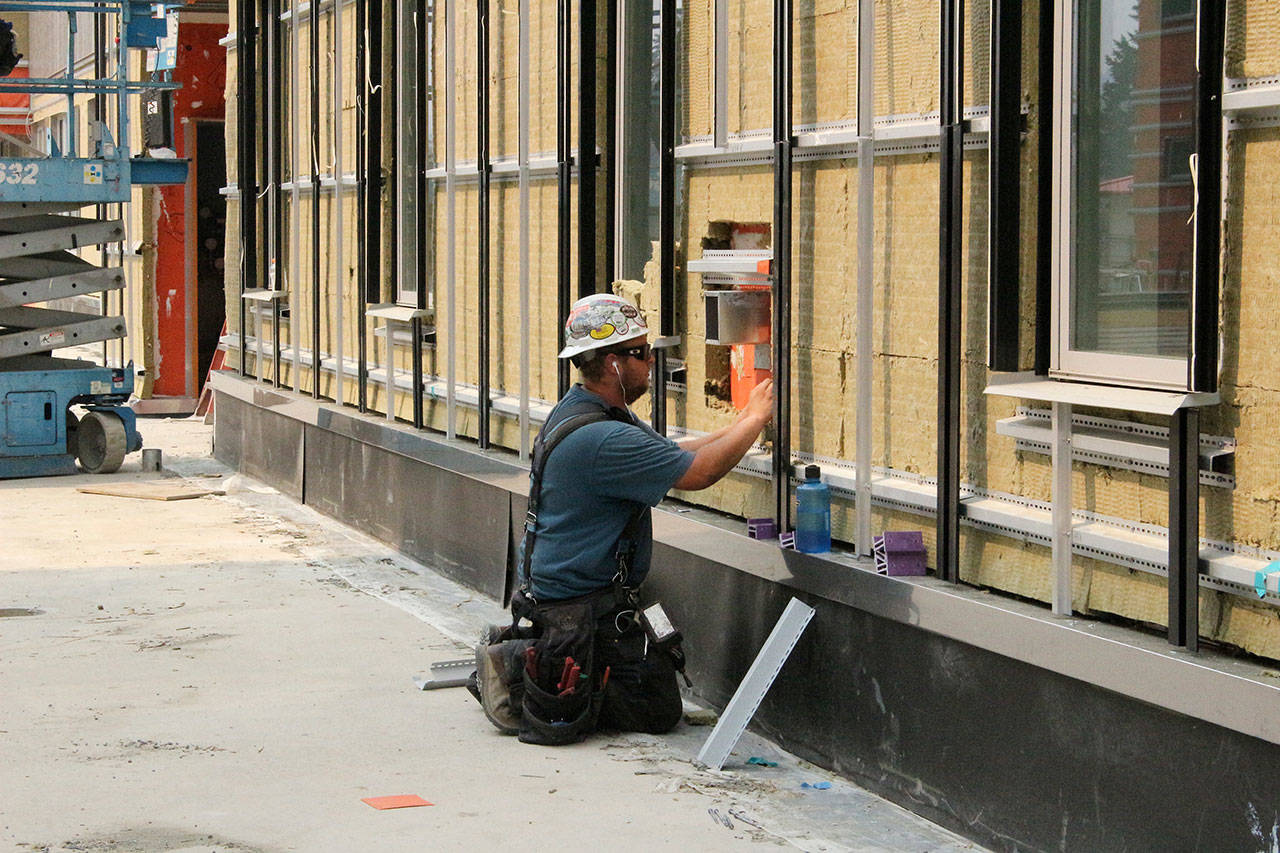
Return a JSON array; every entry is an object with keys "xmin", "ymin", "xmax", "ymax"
[{"xmin": 0, "ymin": 0, "xmax": 185, "ymax": 478}]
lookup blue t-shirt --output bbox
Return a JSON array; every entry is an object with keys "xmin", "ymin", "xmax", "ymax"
[{"xmin": 527, "ymin": 386, "xmax": 694, "ymax": 601}]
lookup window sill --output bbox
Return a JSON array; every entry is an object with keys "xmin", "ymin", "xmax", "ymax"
[
  {"xmin": 984, "ymin": 372, "xmax": 1218, "ymax": 415},
  {"xmin": 367, "ymin": 303, "xmax": 432, "ymax": 323}
]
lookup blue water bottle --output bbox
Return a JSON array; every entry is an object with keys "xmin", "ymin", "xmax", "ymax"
[{"xmin": 795, "ymin": 464, "xmax": 831, "ymax": 553}]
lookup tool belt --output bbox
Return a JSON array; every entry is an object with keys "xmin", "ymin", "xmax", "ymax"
[
  {"xmin": 509, "ymin": 585, "xmax": 634, "ymax": 745},
  {"xmin": 475, "ymin": 583, "xmax": 686, "ymax": 744}
]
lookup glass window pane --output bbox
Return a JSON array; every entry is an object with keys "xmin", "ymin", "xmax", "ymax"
[{"xmin": 1070, "ymin": 0, "xmax": 1194, "ymax": 359}]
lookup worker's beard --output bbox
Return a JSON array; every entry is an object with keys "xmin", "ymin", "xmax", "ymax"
[
  {"xmin": 617, "ymin": 366, "xmax": 650, "ymax": 405},
  {"xmin": 624, "ymin": 374, "xmax": 649, "ymax": 404}
]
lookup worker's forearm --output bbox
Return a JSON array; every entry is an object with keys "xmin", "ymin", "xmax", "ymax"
[
  {"xmin": 674, "ymin": 415, "xmax": 768, "ymax": 490},
  {"xmin": 676, "ymin": 422, "xmax": 730, "ymax": 451}
]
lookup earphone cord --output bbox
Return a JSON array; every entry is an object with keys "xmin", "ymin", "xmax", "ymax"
[{"xmin": 613, "ymin": 362, "xmax": 634, "ymax": 420}]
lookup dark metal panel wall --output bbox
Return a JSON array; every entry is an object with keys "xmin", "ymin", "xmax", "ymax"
[
  {"xmin": 642, "ymin": 546, "xmax": 1280, "ymax": 852},
  {"xmin": 212, "ymin": 393, "xmax": 305, "ymax": 500},
  {"xmin": 302, "ymin": 427, "xmax": 511, "ymax": 599}
]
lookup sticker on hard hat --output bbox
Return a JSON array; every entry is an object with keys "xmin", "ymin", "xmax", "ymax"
[{"xmin": 566, "ymin": 300, "xmax": 642, "ymax": 341}]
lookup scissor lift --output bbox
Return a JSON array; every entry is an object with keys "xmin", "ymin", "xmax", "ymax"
[{"xmin": 0, "ymin": 0, "xmax": 184, "ymax": 477}]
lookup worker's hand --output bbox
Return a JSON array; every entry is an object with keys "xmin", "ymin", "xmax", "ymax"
[{"xmin": 743, "ymin": 378, "xmax": 774, "ymax": 425}]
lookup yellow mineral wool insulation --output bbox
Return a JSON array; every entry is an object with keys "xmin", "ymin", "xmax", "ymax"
[
  {"xmin": 875, "ymin": 0, "xmax": 941, "ymax": 118},
  {"xmin": 959, "ymin": 529, "xmax": 1056, "ymax": 603},
  {"xmin": 1082, "ymin": 559, "xmax": 1224, "ymax": 632},
  {"xmin": 963, "ymin": 0, "xmax": 991, "ymax": 108},
  {"xmin": 873, "ymin": 353, "xmax": 937, "ymax": 473},
  {"xmin": 794, "ymin": 0, "xmax": 858, "ymax": 127},
  {"xmin": 1230, "ymin": 386, "xmax": 1280, "ymax": 504},
  {"xmin": 969, "ymin": 395, "xmax": 1025, "ymax": 496},
  {"xmin": 223, "ymin": 196, "xmax": 241, "ymax": 336},
  {"xmin": 684, "ymin": 0, "xmax": 712, "ymax": 138},
  {"xmin": 1225, "ymin": 0, "xmax": 1280, "ymax": 80},
  {"xmin": 430, "ymin": 179, "xmax": 565, "ymax": 405},
  {"xmin": 1217, "ymin": 597, "xmax": 1280, "ymax": 661},
  {"xmin": 672, "ymin": 468, "xmax": 773, "ymax": 522},
  {"xmin": 434, "ymin": 0, "xmax": 573, "ymax": 162},
  {"xmin": 873, "ymin": 156, "xmax": 941, "ymax": 356},
  {"xmin": 726, "ymin": 0, "xmax": 774, "ymax": 134},
  {"xmin": 792, "ymin": 346, "xmax": 849, "ymax": 457}
]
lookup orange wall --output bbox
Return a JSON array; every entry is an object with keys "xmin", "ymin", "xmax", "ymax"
[{"xmin": 153, "ymin": 21, "xmax": 227, "ymax": 397}]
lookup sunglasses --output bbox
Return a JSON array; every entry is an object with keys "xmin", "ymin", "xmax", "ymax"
[{"xmin": 613, "ymin": 343, "xmax": 651, "ymax": 361}]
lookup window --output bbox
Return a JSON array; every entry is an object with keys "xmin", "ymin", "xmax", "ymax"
[
  {"xmin": 394, "ymin": 0, "xmax": 423, "ymax": 306},
  {"xmin": 1052, "ymin": 0, "xmax": 1201, "ymax": 388},
  {"xmin": 49, "ymin": 113, "xmax": 66, "ymax": 156}
]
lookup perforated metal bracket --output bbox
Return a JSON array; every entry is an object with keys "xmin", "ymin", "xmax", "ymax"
[
  {"xmin": 695, "ymin": 598, "xmax": 815, "ymax": 771},
  {"xmin": 412, "ymin": 658, "xmax": 474, "ymax": 690}
]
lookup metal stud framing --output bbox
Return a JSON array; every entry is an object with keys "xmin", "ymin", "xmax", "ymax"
[
  {"xmin": 1169, "ymin": 408, "xmax": 1200, "ymax": 650},
  {"xmin": 333, "ymin": 0, "xmax": 347, "ymax": 406},
  {"xmin": 604, "ymin": 0, "xmax": 617, "ymax": 287},
  {"xmin": 355, "ymin": 0, "xmax": 371, "ymax": 411},
  {"xmin": 556, "ymin": 0, "xmax": 572, "ymax": 396},
  {"xmin": 309, "ymin": 0, "xmax": 321, "ymax": 398},
  {"xmin": 854, "ymin": 0, "xmax": 873, "ymax": 555},
  {"xmin": 653, "ymin": 0, "xmax": 675, "ymax": 435},
  {"xmin": 1034, "ymin": 0, "xmax": 1053, "ymax": 375},
  {"xmin": 268, "ymin": 0, "xmax": 284, "ymax": 387},
  {"xmin": 771, "ymin": 0, "xmax": 793, "ymax": 532},
  {"xmin": 289, "ymin": 0, "xmax": 303, "ymax": 383},
  {"xmin": 987, "ymin": 0, "xmax": 1020, "ymax": 373},
  {"xmin": 414, "ymin": 0, "xmax": 430, "ymax": 430},
  {"xmin": 936, "ymin": 0, "xmax": 963, "ymax": 583},
  {"xmin": 519, "ymin": 0, "xmax": 531, "ymax": 459},
  {"xmin": 445, "ymin": 0, "xmax": 458, "ymax": 438},
  {"xmin": 578, "ymin": 0, "xmax": 596, "ymax": 300},
  {"xmin": 477, "ymin": 0, "xmax": 491, "ymax": 447},
  {"xmin": 236, "ymin": 0, "xmax": 257, "ymax": 377}
]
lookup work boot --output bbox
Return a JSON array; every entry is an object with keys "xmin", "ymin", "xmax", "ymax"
[{"xmin": 475, "ymin": 640, "xmax": 522, "ymax": 735}]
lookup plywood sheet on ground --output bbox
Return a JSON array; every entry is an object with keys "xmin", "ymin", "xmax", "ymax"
[{"xmin": 76, "ymin": 481, "xmax": 226, "ymax": 501}]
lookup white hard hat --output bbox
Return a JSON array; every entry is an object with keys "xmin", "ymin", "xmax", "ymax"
[{"xmin": 557, "ymin": 293, "xmax": 649, "ymax": 360}]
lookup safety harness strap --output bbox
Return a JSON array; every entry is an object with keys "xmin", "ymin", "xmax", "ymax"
[{"xmin": 519, "ymin": 393, "xmax": 647, "ymax": 602}]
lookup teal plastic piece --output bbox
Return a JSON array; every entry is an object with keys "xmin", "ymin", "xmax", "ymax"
[
  {"xmin": 1254, "ymin": 562, "xmax": 1280, "ymax": 599},
  {"xmin": 129, "ymin": 157, "xmax": 189, "ymax": 185}
]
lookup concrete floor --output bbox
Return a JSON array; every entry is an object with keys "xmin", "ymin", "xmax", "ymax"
[{"xmin": 0, "ymin": 416, "xmax": 982, "ymax": 853}]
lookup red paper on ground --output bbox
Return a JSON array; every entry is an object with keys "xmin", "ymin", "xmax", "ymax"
[{"xmin": 362, "ymin": 794, "xmax": 433, "ymax": 810}]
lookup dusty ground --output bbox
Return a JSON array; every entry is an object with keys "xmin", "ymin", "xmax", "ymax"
[{"xmin": 0, "ymin": 415, "xmax": 980, "ymax": 853}]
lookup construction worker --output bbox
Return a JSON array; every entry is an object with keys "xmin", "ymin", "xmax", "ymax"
[{"xmin": 474, "ymin": 292, "xmax": 773, "ymax": 744}]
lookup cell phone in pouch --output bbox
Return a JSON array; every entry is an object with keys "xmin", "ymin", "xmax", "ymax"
[{"xmin": 640, "ymin": 602, "xmax": 679, "ymax": 644}]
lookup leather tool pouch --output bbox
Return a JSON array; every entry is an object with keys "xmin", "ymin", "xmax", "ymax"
[{"xmin": 515, "ymin": 590, "xmax": 618, "ymax": 746}]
